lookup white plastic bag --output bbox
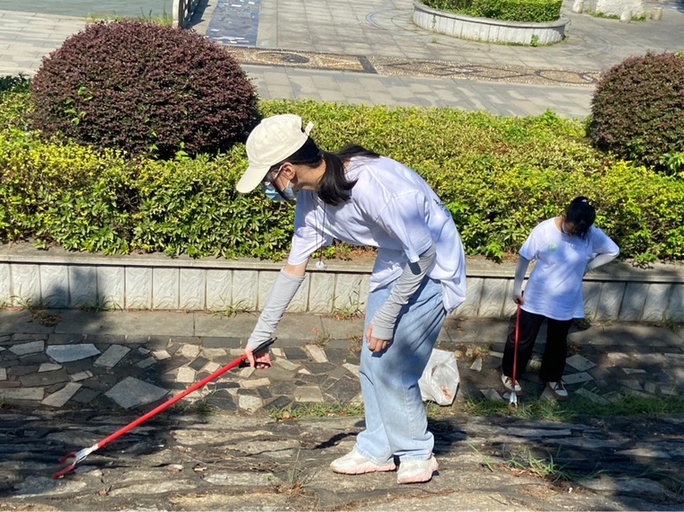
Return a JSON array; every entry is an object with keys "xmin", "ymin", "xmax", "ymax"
[{"xmin": 418, "ymin": 348, "xmax": 460, "ymax": 405}]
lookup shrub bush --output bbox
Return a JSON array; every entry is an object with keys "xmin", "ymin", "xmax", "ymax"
[
  {"xmin": 2, "ymin": 93, "xmax": 684, "ymax": 263},
  {"xmin": 29, "ymin": 20, "xmax": 258, "ymax": 159},
  {"xmin": 588, "ymin": 51, "xmax": 684, "ymax": 174},
  {"xmin": 131, "ymin": 152, "xmax": 293, "ymax": 259},
  {"xmin": 0, "ymin": 75, "xmax": 30, "ymax": 94},
  {"xmin": 421, "ymin": 0, "xmax": 562, "ymax": 22},
  {"xmin": 0, "ymin": 129, "xmax": 134, "ymax": 250},
  {"xmin": 0, "ymin": 75, "xmax": 31, "ymax": 132}
]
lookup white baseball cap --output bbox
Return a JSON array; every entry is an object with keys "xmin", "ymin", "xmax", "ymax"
[{"xmin": 236, "ymin": 114, "xmax": 314, "ymax": 193}]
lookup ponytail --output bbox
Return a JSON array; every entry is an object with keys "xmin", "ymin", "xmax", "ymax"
[
  {"xmin": 278, "ymin": 138, "xmax": 379, "ymax": 206},
  {"xmin": 316, "ymin": 145, "xmax": 379, "ymax": 206}
]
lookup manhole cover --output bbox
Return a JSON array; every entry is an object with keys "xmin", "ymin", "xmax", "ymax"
[{"xmin": 260, "ymin": 52, "xmax": 310, "ymax": 64}]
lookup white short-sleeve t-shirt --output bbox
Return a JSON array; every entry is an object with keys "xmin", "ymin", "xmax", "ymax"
[
  {"xmin": 520, "ymin": 218, "xmax": 619, "ymax": 320},
  {"xmin": 287, "ymin": 155, "xmax": 466, "ymax": 312}
]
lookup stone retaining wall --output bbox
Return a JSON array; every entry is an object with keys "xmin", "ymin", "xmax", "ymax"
[
  {"xmin": 413, "ymin": 1, "xmax": 569, "ymax": 45},
  {"xmin": 586, "ymin": 0, "xmax": 645, "ymax": 17},
  {"xmin": 1, "ymin": 244, "xmax": 682, "ymax": 322}
]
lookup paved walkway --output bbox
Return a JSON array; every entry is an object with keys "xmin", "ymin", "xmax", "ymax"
[
  {"xmin": 2, "ymin": 309, "xmax": 683, "ymax": 413},
  {"xmin": 1, "ymin": 309, "xmax": 683, "ymax": 509},
  {"xmin": 1, "ymin": 0, "xmax": 683, "ymax": 117}
]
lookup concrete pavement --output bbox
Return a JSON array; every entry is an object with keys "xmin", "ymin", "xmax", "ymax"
[{"xmin": 1, "ymin": 0, "xmax": 683, "ymax": 117}]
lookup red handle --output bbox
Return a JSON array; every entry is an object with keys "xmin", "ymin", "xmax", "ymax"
[
  {"xmin": 512, "ymin": 304, "xmax": 521, "ymax": 389},
  {"xmin": 53, "ymin": 338, "xmax": 275, "ymax": 478}
]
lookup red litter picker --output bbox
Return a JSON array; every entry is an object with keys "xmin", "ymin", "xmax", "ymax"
[
  {"xmin": 509, "ymin": 304, "xmax": 521, "ymax": 409},
  {"xmin": 53, "ymin": 338, "xmax": 275, "ymax": 479}
]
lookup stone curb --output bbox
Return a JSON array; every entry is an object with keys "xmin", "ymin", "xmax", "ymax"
[{"xmin": 2, "ymin": 244, "xmax": 683, "ymax": 322}]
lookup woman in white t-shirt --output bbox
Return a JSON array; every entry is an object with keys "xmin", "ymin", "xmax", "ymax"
[
  {"xmin": 501, "ymin": 197, "xmax": 619, "ymax": 400},
  {"xmin": 235, "ymin": 114, "xmax": 466, "ymax": 484}
]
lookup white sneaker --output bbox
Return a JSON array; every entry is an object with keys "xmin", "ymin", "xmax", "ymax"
[
  {"xmin": 501, "ymin": 373, "xmax": 523, "ymax": 394},
  {"xmin": 397, "ymin": 455, "xmax": 439, "ymax": 484},
  {"xmin": 547, "ymin": 381, "xmax": 569, "ymax": 400},
  {"xmin": 330, "ymin": 450, "xmax": 396, "ymax": 475}
]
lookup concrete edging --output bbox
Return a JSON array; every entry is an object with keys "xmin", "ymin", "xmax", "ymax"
[
  {"xmin": 1, "ymin": 244, "xmax": 682, "ymax": 322},
  {"xmin": 413, "ymin": 0, "xmax": 569, "ymax": 45}
]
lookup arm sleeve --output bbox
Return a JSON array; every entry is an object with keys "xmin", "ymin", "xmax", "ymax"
[
  {"xmin": 513, "ymin": 256, "xmax": 530, "ymax": 296},
  {"xmin": 586, "ymin": 227, "xmax": 620, "ymax": 271},
  {"xmin": 246, "ymin": 270, "xmax": 305, "ymax": 351},
  {"xmin": 586, "ymin": 252, "xmax": 618, "ymax": 271},
  {"xmin": 369, "ymin": 243, "xmax": 436, "ymax": 340}
]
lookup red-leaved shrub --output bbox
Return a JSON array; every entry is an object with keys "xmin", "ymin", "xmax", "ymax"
[
  {"xmin": 30, "ymin": 20, "xmax": 258, "ymax": 159},
  {"xmin": 588, "ymin": 52, "xmax": 684, "ymax": 173}
]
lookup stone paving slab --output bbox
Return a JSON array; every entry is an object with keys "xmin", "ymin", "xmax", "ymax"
[
  {"xmin": 202, "ymin": 0, "xmax": 684, "ymax": 75},
  {"xmin": 231, "ymin": 46, "xmax": 601, "ymax": 86},
  {"xmin": 1, "ymin": 310, "xmax": 682, "ymax": 415},
  {"xmin": 54, "ymin": 310, "xmax": 197, "ymax": 337},
  {"xmin": 242, "ymin": 63, "xmax": 595, "ymax": 118},
  {"xmin": 1, "ymin": 409, "xmax": 682, "ymax": 511}
]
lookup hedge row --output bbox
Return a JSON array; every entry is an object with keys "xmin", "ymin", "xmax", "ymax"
[
  {"xmin": 1, "ymin": 95, "xmax": 683, "ymax": 263},
  {"xmin": 421, "ymin": 0, "xmax": 562, "ymax": 23}
]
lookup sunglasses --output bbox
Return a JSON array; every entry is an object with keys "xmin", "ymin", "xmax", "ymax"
[{"xmin": 262, "ymin": 164, "xmax": 284, "ymax": 186}]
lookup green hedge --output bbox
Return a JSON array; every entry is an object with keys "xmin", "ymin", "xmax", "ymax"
[
  {"xmin": 0, "ymin": 128, "xmax": 292, "ymax": 259},
  {"xmin": 422, "ymin": 0, "xmax": 562, "ymax": 22},
  {"xmin": 1, "ymin": 94, "xmax": 683, "ymax": 264}
]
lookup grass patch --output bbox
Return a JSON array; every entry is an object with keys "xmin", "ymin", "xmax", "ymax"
[
  {"xmin": 310, "ymin": 327, "xmax": 332, "ymax": 346},
  {"xmin": 79, "ymin": 297, "xmax": 122, "ymax": 312},
  {"xmin": 277, "ymin": 448, "xmax": 318, "ymax": 496},
  {"xmin": 85, "ymin": 8, "xmax": 173, "ymax": 25},
  {"xmin": 466, "ymin": 441, "xmax": 601, "ymax": 486},
  {"xmin": 426, "ymin": 401, "xmax": 449, "ymax": 419},
  {"xmin": 192, "ymin": 399, "xmax": 215, "ymax": 416},
  {"xmin": 281, "ymin": 390, "xmax": 684, "ymax": 423},
  {"xmin": 268, "ymin": 402, "xmax": 364, "ymax": 420},
  {"xmin": 210, "ymin": 300, "xmax": 250, "ymax": 317},
  {"xmin": 504, "ymin": 447, "xmax": 575, "ymax": 482},
  {"xmin": 6, "ymin": 298, "xmax": 63, "ymax": 327},
  {"xmin": 460, "ymin": 393, "xmax": 684, "ymax": 420},
  {"xmin": 330, "ymin": 291, "xmax": 364, "ymax": 320}
]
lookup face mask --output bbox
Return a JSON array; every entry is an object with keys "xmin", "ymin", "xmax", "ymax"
[
  {"xmin": 280, "ymin": 184, "xmax": 297, "ymax": 201},
  {"xmin": 262, "ymin": 181, "xmax": 296, "ymax": 202}
]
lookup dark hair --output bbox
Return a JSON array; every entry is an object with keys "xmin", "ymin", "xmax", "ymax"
[
  {"xmin": 564, "ymin": 196, "xmax": 596, "ymax": 239},
  {"xmin": 273, "ymin": 139, "xmax": 378, "ymax": 206},
  {"xmin": 321, "ymin": 144, "xmax": 379, "ymax": 206}
]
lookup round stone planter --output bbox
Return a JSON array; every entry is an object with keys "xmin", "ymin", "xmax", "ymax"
[{"xmin": 413, "ymin": 1, "xmax": 569, "ymax": 45}]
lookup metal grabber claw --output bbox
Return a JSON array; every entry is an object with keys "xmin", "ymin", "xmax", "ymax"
[
  {"xmin": 52, "ymin": 445, "xmax": 98, "ymax": 479},
  {"xmin": 508, "ymin": 389, "xmax": 519, "ymax": 409}
]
